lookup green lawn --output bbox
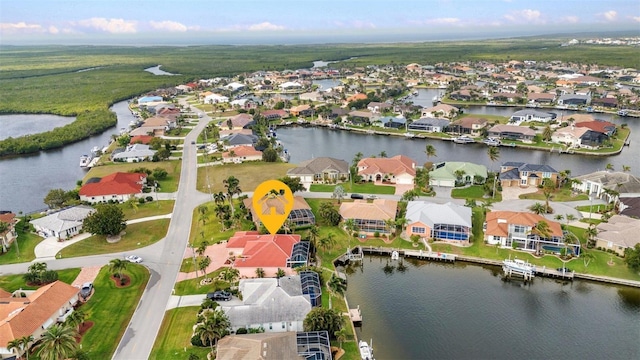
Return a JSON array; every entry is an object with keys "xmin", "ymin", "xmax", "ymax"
[
  {"xmin": 174, "ymin": 268, "xmax": 230, "ymax": 296},
  {"xmin": 196, "ymin": 162, "xmax": 295, "ymax": 193},
  {"xmin": 0, "ymin": 225, "xmax": 43, "ymax": 264},
  {"xmin": 575, "ymin": 204, "xmax": 609, "ymax": 213},
  {"xmin": 0, "ymin": 268, "xmax": 81, "ymax": 292},
  {"xmin": 309, "ymin": 182, "xmax": 396, "ymax": 195},
  {"xmin": 58, "ymin": 219, "xmax": 170, "ymax": 258},
  {"xmin": 120, "ymin": 200, "xmax": 175, "ymax": 220},
  {"xmin": 149, "ymin": 307, "xmax": 210, "ymax": 360},
  {"xmin": 450, "ymin": 185, "xmax": 503, "ymax": 201},
  {"xmin": 187, "ymin": 201, "xmax": 254, "ymax": 246},
  {"xmin": 83, "ymin": 160, "xmax": 182, "ymax": 192},
  {"xmin": 80, "ymin": 264, "xmax": 150, "ymax": 359},
  {"xmin": 519, "ymin": 188, "xmax": 589, "ymax": 202}
]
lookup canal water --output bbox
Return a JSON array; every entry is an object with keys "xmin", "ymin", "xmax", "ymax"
[
  {"xmin": 345, "ymin": 256, "xmax": 640, "ymax": 360},
  {"xmin": 0, "ymin": 114, "xmax": 76, "ymax": 141}
]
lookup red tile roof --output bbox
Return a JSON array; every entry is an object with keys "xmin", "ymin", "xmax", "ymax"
[
  {"xmin": 485, "ymin": 211, "xmax": 563, "ymax": 238},
  {"xmin": 222, "ymin": 145, "xmax": 262, "ymax": 158},
  {"xmin": 129, "ymin": 135, "xmax": 154, "ymax": 145},
  {"xmin": 575, "ymin": 120, "xmax": 616, "ymax": 134},
  {"xmin": 226, "ymin": 231, "xmax": 300, "ymax": 268},
  {"xmin": 79, "ymin": 172, "xmax": 146, "ymax": 197},
  {"xmin": 358, "ymin": 155, "xmax": 416, "ymax": 177}
]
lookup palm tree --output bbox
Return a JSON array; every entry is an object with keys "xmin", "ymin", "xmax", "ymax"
[
  {"xmin": 275, "ymin": 268, "xmax": 286, "ymax": 287},
  {"xmin": 194, "ymin": 309, "xmax": 230, "ymax": 354},
  {"xmin": 198, "ymin": 256, "xmax": 211, "ymax": 279},
  {"xmin": 255, "ymin": 267, "xmax": 265, "ymax": 278},
  {"xmin": 126, "ymin": 197, "xmax": 139, "ymax": 214},
  {"xmin": 605, "ymin": 163, "xmax": 614, "ymax": 171},
  {"xmin": 223, "ymin": 176, "xmax": 242, "ymax": 215},
  {"xmin": 582, "ymin": 251, "xmax": 596, "ymax": 269},
  {"xmin": 335, "ymin": 328, "xmax": 348, "ymax": 349},
  {"xmin": 343, "ymin": 218, "xmax": 357, "ymax": 236},
  {"xmin": 395, "ymin": 217, "xmax": 409, "ymax": 236},
  {"xmin": 554, "ymin": 214, "xmax": 564, "ymax": 223},
  {"xmin": 454, "ymin": 169, "xmax": 466, "ymax": 186},
  {"xmin": 425, "ymin": 144, "xmax": 437, "ymax": 163},
  {"xmin": 7, "ymin": 335, "xmax": 33, "ymax": 360},
  {"xmin": 7, "ymin": 339, "xmax": 22, "ymax": 359},
  {"xmin": 328, "ymin": 273, "xmax": 347, "ymax": 295},
  {"xmin": 528, "ymin": 202, "xmax": 547, "ymax": 215},
  {"xmin": 542, "ymin": 125, "xmax": 553, "ymax": 141},
  {"xmin": 529, "ymin": 220, "xmax": 551, "ymax": 255},
  {"xmin": 565, "ymin": 214, "xmax": 576, "ymax": 225},
  {"xmin": 223, "ymin": 268, "xmax": 240, "ymax": 287},
  {"xmin": 213, "ymin": 192, "xmax": 226, "ymax": 205},
  {"xmin": 585, "ymin": 225, "xmax": 598, "ymax": 248},
  {"xmin": 308, "ymin": 225, "xmax": 320, "ymax": 250},
  {"xmin": 319, "ymin": 233, "xmax": 336, "ymax": 251},
  {"xmin": 622, "ymin": 165, "xmax": 631, "ymax": 172},
  {"xmin": 34, "ymin": 324, "xmax": 78, "ymax": 360},
  {"xmin": 109, "ymin": 258, "xmax": 128, "ymax": 279},
  {"xmin": 487, "ymin": 146, "xmax": 500, "ymax": 169},
  {"xmin": 64, "ymin": 308, "xmax": 87, "ymax": 332}
]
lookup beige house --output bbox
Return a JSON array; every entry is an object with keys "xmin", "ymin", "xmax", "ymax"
[
  {"xmin": 339, "ymin": 199, "xmax": 398, "ymax": 235},
  {"xmin": 357, "ymin": 155, "xmax": 416, "ymax": 185},
  {"xmin": 595, "ymin": 216, "xmax": 640, "ymax": 256},
  {"xmin": 0, "ymin": 281, "xmax": 79, "ymax": 359}
]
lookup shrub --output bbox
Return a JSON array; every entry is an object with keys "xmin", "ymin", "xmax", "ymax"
[
  {"xmin": 138, "ymin": 197, "xmax": 146, "ymax": 204},
  {"xmin": 145, "ymin": 196, "xmax": 154, "ymax": 202},
  {"xmin": 41, "ymin": 270, "xmax": 59, "ymax": 284},
  {"xmin": 374, "ymin": 231, "xmax": 380, "ymax": 238},
  {"xmin": 190, "ymin": 335, "xmax": 204, "ymax": 347},
  {"xmin": 236, "ymin": 327, "xmax": 248, "ymax": 334}
]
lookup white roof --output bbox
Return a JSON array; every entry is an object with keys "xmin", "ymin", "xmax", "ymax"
[
  {"xmin": 279, "ymin": 81, "xmax": 302, "ymax": 89},
  {"xmin": 406, "ymin": 201, "xmax": 472, "ymax": 228},
  {"xmin": 30, "ymin": 206, "xmax": 95, "ymax": 234}
]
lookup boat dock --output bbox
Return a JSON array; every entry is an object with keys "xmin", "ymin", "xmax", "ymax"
[{"xmin": 360, "ymin": 246, "xmax": 456, "ymax": 263}]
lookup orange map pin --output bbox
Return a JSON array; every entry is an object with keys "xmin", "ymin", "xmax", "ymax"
[{"xmin": 252, "ymin": 179, "xmax": 294, "ymax": 235}]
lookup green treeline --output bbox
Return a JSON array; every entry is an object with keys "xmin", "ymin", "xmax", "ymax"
[{"xmin": 0, "ymin": 109, "xmax": 116, "ymax": 157}]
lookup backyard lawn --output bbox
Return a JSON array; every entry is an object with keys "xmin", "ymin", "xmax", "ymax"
[
  {"xmin": 80, "ymin": 264, "xmax": 150, "ymax": 359},
  {"xmin": 83, "ymin": 160, "xmax": 182, "ymax": 192},
  {"xmin": 149, "ymin": 307, "xmax": 210, "ymax": 360},
  {"xmin": 58, "ymin": 219, "xmax": 170, "ymax": 258},
  {"xmin": 0, "ymin": 268, "xmax": 81, "ymax": 292},
  {"xmin": 196, "ymin": 162, "xmax": 295, "ymax": 193},
  {"xmin": 309, "ymin": 182, "xmax": 396, "ymax": 195},
  {"xmin": 0, "ymin": 225, "xmax": 43, "ymax": 265}
]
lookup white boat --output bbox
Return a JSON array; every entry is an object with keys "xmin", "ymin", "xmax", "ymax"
[
  {"xmin": 503, "ymin": 258, "xmax": 535, "ymax": 273},
  {"xmin": 483, "ymin": 137, "xmax": 501, "ymax": 146},
  {"xmin": 404, "ymin": 132, "xmax": 415, "ymax": 138},
  {"xmin": 79, "ymin": 154, "xmax": 91, "ymax": 168},
  {"xmin": 453, "ymin": 135, "xmax": 475, "ymax": 144},
  {"xmin": 359, "ymin": 340, "xmax": 374, "ymax": 360},
  {"xmin": 391, "ymin": 251, "xmax": 399, "ymax": 260},
  {"xmin": 617, "ymin": 109, "xmax": 629, "ymax": 117}
]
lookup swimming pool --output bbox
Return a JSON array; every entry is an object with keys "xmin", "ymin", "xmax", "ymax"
[{"xmin": 542, "ymin": 245, "xmax": 574, "ymax": 254}]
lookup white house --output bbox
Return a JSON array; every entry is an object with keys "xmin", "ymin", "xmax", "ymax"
[
  {"xmin": 30, "ymin": 205, "xmax": 95, "ymax": 240},
  {"xmin": 279, "ymin": 81, "xmax": 303, "ymax": 90},
  {"xmin": 572, "ymin": 171, "xmax": 640, "ymax": 203},
  {"xmin": 509, "ymin": 109, "xmax": 557, "ymax": 123},
  {"xmin": 203, "ymin": 93, "xmax": 229, "ymax": 104},
  {"xmin": 111, "ymin": 144, "xmax": 156, "ymax": 162}
]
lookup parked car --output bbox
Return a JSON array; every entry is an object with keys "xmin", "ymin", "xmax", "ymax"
[
  {"xmin": 350, "ymin": 193, "xmax": 364, "ymax": 199},
  {"xmin": 207, "ymin": 290, "xmax": 232, "ymax": 301},
  {"xmin": 80, "ymin": 282, "xmax": 93, "ymax": 299},
  {"xmin": 366, "ymin": 195, "xmax": 378, "ymax": 200},
  {"xmin": 191, "ymin": 140, "xmax": 196, "ymax": 145},
  {"xmin": 126, "ymin": 255, "xmax": 143, "ymax": 263}
]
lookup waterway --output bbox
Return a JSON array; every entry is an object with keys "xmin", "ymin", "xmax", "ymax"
[
  {"xmin": 0, "ymin": 114, "xmax": 75, "ymax": 140},
  {"xmin": 0, "ymin": 101, "xmax": 136, "ymax": 213},
  {"xmin": 345, "ymin": 256, "xmax": 640, "ymax": 360}
]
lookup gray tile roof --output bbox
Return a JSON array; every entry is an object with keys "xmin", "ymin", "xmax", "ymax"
[
  {"xmin": 30, "ymin": 205, "xmax": 95, "ymax": 234},
  {"xmin": 406, "ymin": 201, "xmax": 472, "ymax": 228},
  {"xmin": 287, "ymin": 157, "xmax": 349, "ymax": 176},
  {"xmin": 502, "ymin": 162, "xmax": 558, "ymax": 174},
  {"xmin": 575, "ymin": 171, "xmax": 640, "ymax": 194},
  {"xmin": 223, "ymin": 133, "xmax": 258, "ymax": 146}
]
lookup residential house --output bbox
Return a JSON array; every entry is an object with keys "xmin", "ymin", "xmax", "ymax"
[
  {"xmin": 203, "ymin": 93, "xmax": 230, "ymax": 104},
  {"xmin": 225, "ymin": 231, "xmax": 307, "ymax": 277},
  {"xmin": 220, "ymin": 273, "xmax": 321, "ymax": 335},
  {"xmin": 227, "ymin": 113, "xmax": 254, "ymax": 129},
  {"xmin": 405, "ymin": 201, "xmax": 472, "ymax": 243},
  {"xmin": 346, "ymin": 93, "xmax": 367, "ymax": 102},
  {"xmin": 594, "ymin": 215, "xmax": 640, "ymax": 256},
  {"xmin": 619, "ymin": 197, "xmax": 640, "ymax": 218},
  {"xmin": 339, "ymin": 199, "xmax": 398, "ymax": 235},
  {"xmin": 348, "ymin": 110, "xmax": 376, "ymax": 125},
  {"xmin": 137, "ymin": 96, "xmax": 163, "ymax": 104},
  {"xmin": 484, "ymin": 211, "xmax": 575, "ymax": 254},
  {"xmin": 243, "ymin": 196, "xmax": 315, "ymax": 229},
  {"xmin": 221, "ymin": 145, "xmax": 262, "ymax": 164},
  {"xmin": 279, "ymin": 81, "xmax": 303, "ymax": 90},
  {"xmin": 262, "ymin": 109, "xmax": 289, "ymax": 120},
  {"xmin": 0, "ymin": 212, "xmax": 17, "ymax": 253},
  {"xmin": 448, "ymin": 117, "xmax": 488, "ymax": 136},
  {"xmin": 220, "ymin": 133, "xmax": 259, "ymax": 149},
  {"xmin": 129, "ymin": 135, "xmax": 154, "ymax": 145},
  {"xmin": 572, "ymin": 171, "xmax": 640, "ymax": 203},
  {"xmin": 378, "ymin": 116, "xmax": 407, "ymax": 129},
  {"xmin": 129, "ymin": 116, "xmax": 175, "ymax": 137},
  {"xmin": 509, "ymin": 109, "xmax": 557, "ymax": 123},
  {"xmin": 216, "ymin": 331, "xmax": 332, "ymax": 360},
  {"xmin": 551, "ymin": 126, "xmax": 591, "ymax": 147},
  {"xmin": 367, "ymin": 102, "xmax": 392, "ymax": 114},
  {"xmin": 79, "ymin": 172, "xmax": 147, "ymax": 204},
  {"xmin": 487, "ymin": 124, "xmax": 536, "ymax": 142},
  {"xmin": 527, "ymin": 92, "xmax": 556, "ymax": 105},
  {"xmin": 357, "ymin": 155, "xmax": 416, "ymax": 185},
  {"xmin": 289, "ymin": 105, "xmax": 313, "ymax": 117},
  {"xmin": 421, "ymin": 104, "xmax": 459, "ymax": 118},
  {"xmin": 591, "ymin": 97, "xmax": 618, "ymax": 108},
  {"xmin": 229, "ymin": 98, "xmax": 257, "ymax": 110},
  {"xmin": 30, "ymin": 205, "xmax": 95, "ymax": 240},
  {"xmin": 575, "ymin": 120, "xmax": 617, "ymax": 137},
  {"xmin": 490, "ymin": 92, "xmax": 522, "ymax": 103},
  {"xmin": 286, "ymin": 157, "xmax": 349, "ymax": 187},
  {"xmin": 408, "ymin": 117, "xmax": 450, "ymax": 133},
  {"xmin": 0, "ymin": 281, "xmax": 79, "ymax": 360},
  {"xmin": 429, "ymin": 162, "xmax": 488, "ymax": 187},
  {"xmin": 111, "ymin": 144, "xmax": 156, "ymax": 162},
  {"xmin": 557, "ymin": 94, "xmax": 590, "ymax": 106},
  {"xmin": 299, "ymin": 92, "xmax": 323, "ymax": 102},
  {"xmin": 226, "ymin": 82, "xmax": 246, "ymax": 91},
  {"xmin": 499, "ymin": 162, "xmax": 558, "ymax": 188},
  {"xmin": 449, "ymin": 90, "xmax": 472, "ymax": 101}
]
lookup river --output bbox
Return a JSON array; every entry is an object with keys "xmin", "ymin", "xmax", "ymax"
[{"xmin": 345, "ymin": 256, "xmax": 640, "ymax": 360}]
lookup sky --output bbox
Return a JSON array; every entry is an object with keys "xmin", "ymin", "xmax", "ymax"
[{"xmin": 1, "ymin": 0, "xmax": 639, "ymax": 45}]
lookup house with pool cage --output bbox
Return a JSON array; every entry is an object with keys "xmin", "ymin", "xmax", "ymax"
[
  {"xmin": 405, "ymin": 201, "xmax": 472, "ymax": 243},
  {"xmin": 243, "ymin": 196, "xmax": 315, "ymax": 230}
]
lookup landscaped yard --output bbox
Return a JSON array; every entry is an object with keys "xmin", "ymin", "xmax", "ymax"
[
  {"xmin": 149, "ymin": 307, "xmax": 210, "ymax": 360},
  {"xmin": 450, "ymin": 185, "xmax": 502, "ymax": 201},
  {"xmin": 174, "ymin": 268, "xmax": 230, "ymax": 296},
  {"xmin": 120, "ymin": 200, "xmax": 175, "ymax": 220},
  {"xmin": 58, "ymin": 219, "xmax": 170, "ymax": 258},
  {"xmin": 519, "ymin": 187, "xmax": 589, "ymax": 202},
  {"xmin": 80, "ymin": 264, "xmax": 150, "ymax": 359},
  {"xmin": 187, "ymin": 201, "xmax": 254, "ymax": 246},
  {"xmin": 0, "ymin": 268, "xmax": 81, "ymax": 292},
  {"xmin": 83, "ymin": 160, "xmax": 182, "ymax": 192},
  {"xmin": 196, "ymin": 162, "xmax": 295, "ymax": 193},
  {"xmin": 309, "ymin": 182, "xmax": 396, "ymax": 195},
  {"xmin": 0, "ymin": 225, "xmax": 43, "ymax": 264}
]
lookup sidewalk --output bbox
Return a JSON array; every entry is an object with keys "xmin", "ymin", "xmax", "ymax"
[
  {"xmin": 33, "ymin": 214, "xmax": 172, "ymax": 259},
  {"xmin": 166, "ymin": 294, "xmax": 206, "ymax": 310}
]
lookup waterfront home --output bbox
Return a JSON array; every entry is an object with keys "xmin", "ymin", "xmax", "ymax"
[
  {"xmin": 0, "ymin": 212, "xmax": 17, "ymax": 253},
  {"xmin": 448, "ymin": 117, "xmax": 488, "ymax": 136},
  {"xmin": 0, "ymin": 281, "xmax": 79, "ymax": 360},
  {"xmin": 348, "ymin": 110, "xmax": 376, "ymax": 125},
  {"xmin": 594, "ymin": 215, "xmax": 640, "ymax": 256},
  {"xmin": 137, "ymin": 95, "xmax": 163, "ymax": 105},
  {"xmin": 405, "ymin": 201, "xmax": 472, "ymax": 243},
  {"xmin": 129, "ymin": 116, "xmax": 176, "ymax": 137},
  {"xmin": 484, "ymin": 211, "xmax": 576, "ymax": 254},
  {"xmin": 487, "ymin": 124, "xmax": 535, "ymax": 142},
  {"xmin": 225, "ymin": 231, "xmax": 307, "ymax": 277},
  {"xmin": 226, "ymin": 113, "xmax": 254, "ymax": 129},
  {"xmin": 289, "ymin": 104, "xmax": 313, "ymax": 117},
  {"xmin": 216, "ymin": 331, "xmax": 332, "ymax": 360},
  {"xmin": 286, "ymin": 157, "xmax": 349, "ymax": 187},
  {"xmin": 572, "ymin": 171, "xmax": 640, "ymax": 203},
  {"xmin": 243, "ymin": 196, "xmax": 315, "ymax": 229},
  {"xmin": 367, "ymin": 101, "xmax": 392, "ymax": 113},
  {"xmin": 619, "ymin": 197, "xmax": 640, "ymax": 218},
  {"xmin": 262, "ymin": 109, "xmax": 289, "ymax": 120},
  {"xmin": 557, "ymin": 94, "xmax": 590, "ymax": 106},
  {"xmin": 220, "ymin": 273, "xmax": 320, "ymax": 334},
  {"xmin": 111, "ymin": 144, "xmax": 156, "ymax": 162},
  {"xmin": 203, "ymin": 93, "xmax": 229, "ymax": 104},
  {"xmin": 377, "ymin": 116, "xmax": 407, "ymax": 129},
  {"xmin": 279, "ymin": 81, "xmax": 303, "ymax": 90},
  {"xmin": 429, "ymin": 161, "xmax": 487, "ymax": 187},
  {"xmin": 591, "ymin": 97, "xmax": 618, "ymax": 108},
  {"xmin": 490, "ymin": 92, "xmax": 522, "ymax": 103},
  {"xmin": 220, "ymin": 133, "xmax": 259, "ymax": 150},
  {"xmin": 357, "ymin": 155, "xmax": 416, "ymax": 185},
  {"xmin": 129, "ymin": 135, "xmax": 154, "ymax": 145},
  {"xmin": 221, "ymin": 145, "xmax": 262, "ymax": 164},
  {"xmin": 407, "ymin": 117, "xmax": 450, "ymax": 133},
  {"xmin": 30, "ymin": 205, "xmax": 95, "ymax": 240},
  {"xmin": 421, "ymin": 104, "xmax": 459, "ymax": 118},
  {"xmin": 575, "ymin": 120, "xmax": 617, "ymax": 137},
  {"xmin": 449, "ymin": 89, "xmax": 472, "ymax": 101},
  {"xmin": 509, "ymin": 109, "xmax": 557, "ymax": 123},
  {"xmin": 339, "ymin": 199, "xmax": 398, "ymax": 235},
  {"xmin": 550, "ymin": 126, "xmax": 590, "ymax": 147},
  {"xmin": 79, "ymin": 172, "xmax": 147, "ymax": 204},
  {"xmin": 499, "ymin": 162, "xmax": 558, "ymax": 188},
  {"xmin": 527, "ymin": 92, "xmax": 556, "ymax": 105}
]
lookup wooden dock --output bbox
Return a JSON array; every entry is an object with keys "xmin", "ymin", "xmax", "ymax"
[
  {"xmin": 349, "ymin": 305, "xmax": 362, "ymax": 325},
  {"xmin": 360, "ymin": 246, "xmax": 456, "ymax": 263}
]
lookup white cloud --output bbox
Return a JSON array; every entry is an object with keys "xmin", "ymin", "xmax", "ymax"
[
  {"xmin": 633, "ymin": 16, "xmax": 640, "ymax": 23},
  {"xmin": 560, "ymin": 16, "xmax": 580, "ymax": 24},
  {"xmin": 247, "ymin": 22, "xmax": 285, "ymax": 31},
  {"xmin": 425, "ymin": 18, "xmax": 461, "ymax": 25},
  {"xmin": 0, "ymin": 22, "xmax": 47, "ymax": 34},
  {"xmin": 76, "ymin": 18, "xmax": 137, "ymax": 34},
  {"xmin": 601, "ymin": 10, "xmax": 617, "ymax": 22},
  {"xmin": 149, "ymin": 20, "xmax": 188, "ymax": 32},
  {"xmin": 48, "ymin": 26, "xmax": 59, "ymax": 34},
  {"xmin": 504, "ymin": 9, "xmax": 545, "ymax": 24}
]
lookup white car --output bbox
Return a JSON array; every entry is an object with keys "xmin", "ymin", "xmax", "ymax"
[
  {"xmin": 367, "ymin": 195, "xmax": 379, "ymax": 200},
  {"xmin": 126, "ymin": 255, "xmax": 143, "ymax": 263}
]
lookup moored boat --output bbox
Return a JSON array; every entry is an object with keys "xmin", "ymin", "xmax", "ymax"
[
  {"xmin": 79, "ymin": 154, "xmax": 91, "ymax": 168},
  {"xmin": 483, "ymin": 137, "xmax": 501, "ymax": 146},
  {"xmin": 453, "ymin": 135, "xmax": 475, "ymax": 144},
  {"xmin": 359, "ymin": 340, "xmax": 374, "ymax": 360},
  {"xmin": 503, "ymin": 258, "xmax": 535, "ymax": 273}
]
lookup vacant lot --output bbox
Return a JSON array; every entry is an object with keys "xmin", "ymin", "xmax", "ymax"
[
  {"xmin": 149, "ymin": 306, "xmax": 210, "ymax": 360},
  {"xmin": 196, "ymin": 162, "xmax": 295, "ymax": 193}
]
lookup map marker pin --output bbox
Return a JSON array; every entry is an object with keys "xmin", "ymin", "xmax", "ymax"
[{"xmin": 252, "ymin": 179, "xmax": 294, "ymax": 235}]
